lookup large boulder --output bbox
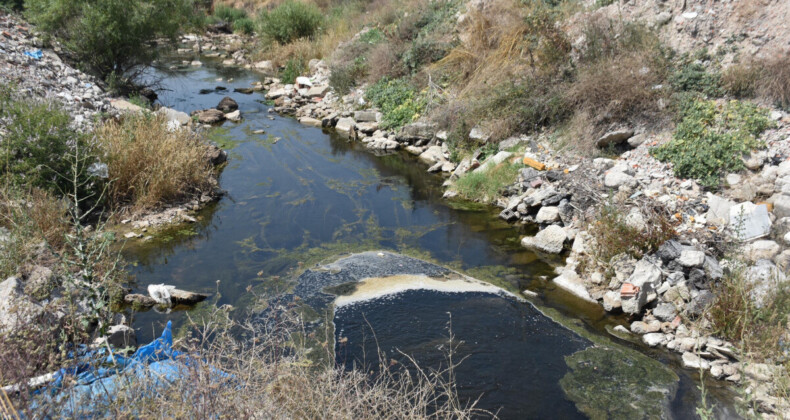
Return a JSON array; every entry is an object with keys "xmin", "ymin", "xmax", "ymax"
[
  {"xmin": 197, "ymin": 109, "xmax": 225, "ymax": 124},
  {"xmin": 418, "ymin": 146, "xmax": 444, "ymax": 166},
  {"xmin": 156, "ymin": 107, "xmax": 190, "ymax": 126},
  {"xmin": 746, "ymin": 260, "xmax": 787, "ymax": 308},
  {"xmin": 596, "ymin": 129, "xmax": 634, "ymax": 148},
  {"xmin": 397, "ymin": 122, "xmax": 437, "ymax": 144},
  {"xmin": 217, "ymin": 96, "xmax": 239, "ymax": 113},
  {"xmin": 604, "ymin": 170, "xmax": 635, "ymax": 188},
  {"xmin": 621, "ymin": 258, "xmax": 662, "ymax": 315},
  {"xmin": 521, "ymin": 225, "xmax": 567, "ymax": 254},
  {"xmin": 0, "ymin": 277, "xmax": 45, "ymax": 332}
]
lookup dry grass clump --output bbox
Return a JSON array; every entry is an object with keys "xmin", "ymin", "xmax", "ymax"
[
  {"xmin": 18, "ymin": 308, "xmax": 482, "ymax": 419},
  {"xmin": 586, "ymin": 202, "xmax": 676, "ymax": 264},
  {"xmin": 96, "ymin": 115, "xmax": 214, "ymax": 213},
  {"xmin": 723, "ymin": 53, "xmax": 790, "ymax": 110}
]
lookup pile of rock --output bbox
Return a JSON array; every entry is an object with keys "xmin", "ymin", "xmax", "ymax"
[{"xmin": 0, "ymin": 14, "xmax": 113, "ymax": 131}]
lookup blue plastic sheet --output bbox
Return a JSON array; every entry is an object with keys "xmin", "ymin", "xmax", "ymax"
[
  {"xmin": 28, "ymin": 321, "xmax": 231, "ymax": 416},
  {"xmin": 23, "ymin": 50, "xmax": 42, "ymax": 60}
]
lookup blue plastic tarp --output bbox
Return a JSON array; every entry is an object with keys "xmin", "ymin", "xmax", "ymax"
[
  {"xmin": 29, "ymin": 321, "xmax": 231, "ymax": 416},
  {"xmin": 23, "ymin": 50, "xmax": 42, "ymax": 60}
]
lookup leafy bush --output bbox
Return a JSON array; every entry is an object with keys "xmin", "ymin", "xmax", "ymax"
[
  {"xmin": 454, "ymin": 162, "xmax": 520, "ymax": 203},
  {"xmin": 280, "ymin": 58, "xmax": 307, "ymax": 84},
  {"xmin": 0, "ymin": 88, "xmax": 94, "ymax": 196},
  {"xmin": 670, "ymin": 60, "xmax": 722, "ymax": 97},
  {"xmin": 365, "ymin": 78, "xmax": 426, "ymax": 129},
  {"xmin": 402, "ymin": 38, "xmax": 453, "ymax": 73},
  {"xmin": 257, "ymin": 0, "xmax": 323, "ymax": 44},
  {"xmin": 233, "ymin": 17, "xmax": 255, "ymax": 34},
  {"xmin": 97, "ymin": 114, "xmax": 213, "ymax": 211},
  {"xmin": 214, "ymin": 4, "xmax": 247, "ymax": 22},
  {"xmin": 651, "ymin": 99, "xmax": 773, "ymax": 187},
  {"xmin": 587, "ymin": 203, "xmax": 676, "ymax": 264},
  {"xmin": 25, "ymin": 0, "xmax": 194, "ymax": 89},
  {"xmin": 359, "ymin": 28, "xmax": 385, "ymax": 45}
]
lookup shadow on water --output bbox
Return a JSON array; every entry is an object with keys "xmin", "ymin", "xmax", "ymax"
[{"xmin": 121, "ymin": 56, "xmax": 737, "ymax": 418}]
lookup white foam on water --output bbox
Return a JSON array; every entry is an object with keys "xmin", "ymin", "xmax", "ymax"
[{"xmin": 334, "ymin": 274, "xmax": 510, "ymax": 307}]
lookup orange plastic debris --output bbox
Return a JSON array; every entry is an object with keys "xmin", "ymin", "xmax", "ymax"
[{"xmin": 523, "ymin": 157, "xmax": 546, "ymax": 171}]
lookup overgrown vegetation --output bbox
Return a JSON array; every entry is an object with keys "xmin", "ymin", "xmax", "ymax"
[
  {"xmin": 365, "ymin": 77, "xmax": 427, "ymax": 129},
  {"xmin": 723, "ymin": 54, "xmax": 790, "ymax": 111},
  {"xmin": 651, "ymin": 99, "xmax": 773, "ymax": 187},
  {"xmin": 25, "ymin": 0, "xmax": 196, "ymax": 92},
  {"xmin": 454, "ymin": 162, "xmax": 521, "ymax": 203},
  {"xmin": 257, "ymin": 0, "xmax": 323, "ymax": 44},
  {"xmin": 97, "ymin": 114, "xmax": 214, "ymax": 212},
  {"xmin": 587, "ymin": 202, "xmax": 676, "ymax": 264},
  {"xmin": 0, "ymin": 86, "xmax": 93, "ymax": 197}
]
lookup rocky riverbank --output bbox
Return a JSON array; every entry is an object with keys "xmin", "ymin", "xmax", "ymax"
[{"xmin": 179, "ymin": 23, "xmax": 790, "ymax": 416}]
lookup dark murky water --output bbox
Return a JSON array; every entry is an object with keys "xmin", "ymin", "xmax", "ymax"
[{"xmin": 122, "ymin": 58, "xmax": 731, "ymax": 418}]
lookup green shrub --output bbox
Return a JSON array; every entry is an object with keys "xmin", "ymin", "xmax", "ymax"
[
  {"xmin": 329, "ymin": 58, "xmax": 368, "ymax": 95},
  {"xmin": 257, "ymin": 0, "xmax": 323, "ymax": 44},
  {"xmin": 670, "ymin": 60, "xmax": 722, "ymax": 97},
  {"xmin": 280, "ymin": 58, "xmax": 307, "ymax": 84},
  {"xmin": 25, "ymin": 0, "xmax": 194, "ymax": 90},
  {"xmin": 233, "ymin": 17, "xmax": 255, "ymax": 35},
  {"xmin": 651, "ymin": 99, "xmax": 773, "ymax": 187},
  {"xmin": 359, "ymin": 28, "xmax": 385, "ymax": 45},
  {"xmin": 0, "ymin": 0, "xmax": 23, "ymax": 11},
  {"xmin": 365, "ymin": 78, "xmax": 426, "ymax": 129},
  {"xmin": 214, "ymin": 4, "xmax": 247, "ymax": 23},
  {"xmin": 0, "ymin": 88, "xmax": 95, "ymax": 196},
  {"xmin": 454, "ymin": 162, "xmax": 521, "ymax": 203},
  {"xmin": 402, "ymin": 38, "xmax": 453, "ymax": 73}
]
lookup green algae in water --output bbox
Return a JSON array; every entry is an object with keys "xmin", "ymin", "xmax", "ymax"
[{"xmin": 560, "ymin": 346, "xmax": 678, "ymax": 420}]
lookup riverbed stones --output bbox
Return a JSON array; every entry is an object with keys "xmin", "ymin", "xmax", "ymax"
[
  {"xmin": 418, "ymin": 146, "xmax": 444, "ymax": 165},
  {"xmin": 521, "ymin": 225, "xmax": 567, "ymax": 254},
  {"xmin": 653, "ymin": 302, "xmax": 677, "ymax": 322},
  {"xmin": 643, "ymin": 333, "xmax": 665, "ymax": 347},
  {"xmin": 744, "ymin": 240, "xmax": 781, "ymax": 262},
  {"xmin": 746, "ymin": 260, "xmax": 787, "ymax": 308},
  {"xmin": 225, "ymin": 110, "xmax": 242, "ymax": 122},
  {"xmin": 217, "ymin": 96, "xmax": 238, "ymax": 112}
]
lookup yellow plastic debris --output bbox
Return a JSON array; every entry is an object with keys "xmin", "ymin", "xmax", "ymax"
[{"xmin": 523, "ymin": 157, "xmax": 546, "ymax": 171}]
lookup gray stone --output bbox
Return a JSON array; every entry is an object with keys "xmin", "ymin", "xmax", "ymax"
[
  {"xmin": 746, "ymin": 260, "xmax": 787, "ymax": 308},
  {"xmin": 398, "ymin": 122, "xmax": 436, "ymax": 142},
  {"xmin": 703, "ymin": 256, "xmax": 723, "ymax": 281},
  {"xmin": 156, "ymin": 107, "xmax": 190, "ymax": 126},
  {"xmin": 627, "ymin": 133, "xmax": 647, "ymax": 148},
  {"xmin": 306, "ymin": 85, "xmax": 330, "ymax": 98},
  {"xmin": 678, "ymin": 250, "xmax": 705, "ymax": 268},
  {"xmin": 682, "ymin": 352, "xmax": 710, "ymax": 370},
  {"xmin": 418, "ymin": 146, "xmax": 444, "ymax": 165},
  {"xmin": 686, "ymin": 290, "xmax": 714, "ymax": 318},
  {"xmin": 643, "ymin": 333, "xmax": 665, "ymax": 347},
  {"xmin": 469, "ymin": 126, "xmax": 490, "ymax": 143},
  {"xmin": 705, "ymin": 193, "xmax": 735, "ymax": 226},
  {"xmin": 106, "ymin": 325, "xmax": 137, "ymax": 349},
  {"xmin": 197, "ymin": 109, "xmax": 225, "ymax": 124},
  {"xmin": 254, "ymin": 60, "xmax": 274, "ymax": 73},
  {"xmin": 774, "ymin": 194, "xmax": 790, "ymax": 219},
  {"xmin": 225, "ymin": 110, "xmax": 241, "ymax": 122},
  {"xmin": 354, "ymin": 111, "xmax": 378, "ymax": 122},
  {"xmin": 744, "ymin": 240, "xmax": 781, "ymax": 262},
  {"xmin": 553, "ymin": 270, "xmax": 594, "ymax": 302},
  {"xmin": 603, "ymin": 290, "xmax": 621, "ymax": 312},
  {"xmin": 0, "ymin": 277, "xmax": 44, "ymax": 332},
  {"xmin": 299, "ymin": 116, "xmax": 322, "ymax": 127},
  {"xmin": 653, "ymin": 303, "xmax": 677, "ymax": 322},
  {"xmin": 729, "ymin": 202, "xmax": 772, "ymax": 240},
  {"xmin": 596, "ymin": 129, "xmax": 634, "ymax": 148},
  {"xmin": 521, "ymin": 225, "xmax": 567, "ymax": 254},
  {"xmin": 657, "ymin": 240, "xmax": 683, "ymax": 262},
  {"xmin": 335, "ymin": 117, "xmax": 356, "ymax": 134},
  {"xmin": 604, "ymin": 170, "xmax": 635, "ymax": 188},
  {"xmin": 536, "ymin": 206, "xmax": 560, "ymax": 224},
  {"xmin": 473, "ymin": 151, "xmax": 512, "ymax": 173},
  {"xmin": 217, "ymin": 96, "xmax": 238, "ymax": 113}
]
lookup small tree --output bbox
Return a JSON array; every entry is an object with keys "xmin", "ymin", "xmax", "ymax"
[{"xmin": 25, "ymin": 0, "xmax": 196, "ymax": 92}]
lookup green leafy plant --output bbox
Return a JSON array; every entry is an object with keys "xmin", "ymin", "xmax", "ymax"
[
  {"xmin": 257, "ymin": 0, "xmax": 323, "ymax": 44},
  {"xmin": 214, "ymin": 4, "xmax": 247, "ymax": 23},
  {"xmin": 670, "ymin": 59, "xmax": 722, "ymax": 97},
  {"xmin": 651, "ymin": 99, "xmax": 773, "ymax": 187},
  {"xmin": 233, "ymin": 17, "xmax": 255, "ymax": 35},
  {"xmin": 280, "ymin": 58, "xmax": 307, "ymax": 85},
  {"xmin": 365, "ymin": 78, "xmax": 426, "ymax": 129},
  {"xmin": 25, "ymin": 0, "xmax": 195, "ymax": 91},
  {"xmin": 0, "ymin": 88, "xmax": 97, "ymax": 197},
  {"xmin": 454, "ymin": 162, "xmax": 521, "ymax": 203}
]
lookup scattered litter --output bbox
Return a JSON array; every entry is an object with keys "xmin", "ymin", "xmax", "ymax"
[{"xmin": 24, "ymin": 49, "xmax": 42, "ymax": 60}]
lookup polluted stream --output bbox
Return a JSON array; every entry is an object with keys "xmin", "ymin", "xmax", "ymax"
[{"xmin": 122, "ymin": 57, "xmax": 735, "ymax": 418}]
